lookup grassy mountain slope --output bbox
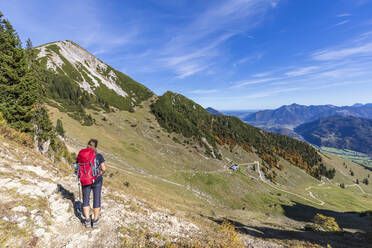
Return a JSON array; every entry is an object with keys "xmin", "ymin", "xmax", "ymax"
[
  {"xmin": 33, "ymin": 41, "xmax": 372, "ymax": 246},
  {"xmin": 151, "ymin": 92, "xmax": 331, "ymax": 181},
  {"xmin": 295, "ymin": 115, "xmax": 372, "ymax": 155},
  {"xmin": 43, "ymin": 98, "xmax": 372, "ymax": 247}
]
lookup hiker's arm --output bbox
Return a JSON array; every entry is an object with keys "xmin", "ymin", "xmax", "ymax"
[{"xmin": 100, "ymin": 162, "xmax": 106, "ymax": 172}]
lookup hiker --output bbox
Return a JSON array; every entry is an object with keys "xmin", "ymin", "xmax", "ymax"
[{"xmin": 76, "ymin": 139, "xmax": 106, "ymax": 228}]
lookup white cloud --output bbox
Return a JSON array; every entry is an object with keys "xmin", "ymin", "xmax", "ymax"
[
  {"xmin": 252, "ymin": 71, "xmax": 273, "ymax": 77},
  {"xmin": 243, "ymin": 87, "xmax": 301, "ymax": 99},
  {"xmin": 312, "ymin": 80, "xmax": 368, "ymax": 90},
  {"xmin": 175, "ymin": 64, "xmax": 208, "ymax": 79},
  {"xmin": 336, "ymin": 13, "xmax": 352, "ymax": 17},
  {"xmin": 92, "ymin": 49, "xmax": 107, "ymax": 55},
  {"xmin": 333, "ymin": 19, "xmax": 350, "ymax": 27},
  {"xmin": 189, "ymin": 89, "xmax": 218, "ymax": 94},
  {"xmin": 158, "ymin": 0, "xmax": 279, "ymax": 78},
  {"xmin": 231, "ymin": 77, "xmax": 280, "ymax": 88},
  {"xmin": 312, "ymin": 42, "xmax": 372, "ymax": 60},
  {"xmin": 233, "ymin": 53, "xmax": 263, "ymax": 67},
  {"xmin": 285, "ymin": 66, "xmax": 319, "ymax": 76}
]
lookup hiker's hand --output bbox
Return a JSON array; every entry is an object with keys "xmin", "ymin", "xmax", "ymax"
[{"xmin": 100, "ymin": 162, "xmax": 106, "ymax": 172}]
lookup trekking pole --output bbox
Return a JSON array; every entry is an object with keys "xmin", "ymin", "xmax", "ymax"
[{"xmin": 73, "ymin": 162, "xmax": 82, "ymax": 211}]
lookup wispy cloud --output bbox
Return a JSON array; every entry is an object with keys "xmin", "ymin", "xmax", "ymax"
[
  {"xmin": 337, "ymin": 13, "xmax": 352, "ymax": 17},
  {"xmin": 242, "ymin": 87, "xmax": 302, "ymax": 99},
  {"xmin": 162, "ymin": 32, "xmax": 234, "ymax": 78},
  {"xmin": 233, "ymin": 53, "xmax": 263, "ymax": 67},
  {"xmin": 285, "ymin": 66, "xmax": 319, "ymax": 76},
  {"xmin": 0, "ymin": 0, "xmax": 140, "ymax": 55},
  {"xmin": 175, "ymin": 64, "xmax": 208, "ymax": 79},
  {"xmin": 189, "ymin": 89, "xmax": 218, "ymax": 94},
  {"xmin": 159, "ymin": 0, "xmax": 279, "ymax": 78},
  {"xmin": 252, "ymin": 71, "xmax": 273, "ymax": 77},
  {"xmin": 332, "ymin": 19, "xmax": 350, "ymax": 27},
  {"xmin": 198, "ymin": 87, "xmax": 302, "ymax": 101},
  {"xmin": 312, "ymin": 41, "xmax": 372, "ymax": 60},
  {"xmin": 92, "ymin": 49, "xmax": 107, "ymax": 55},
  {"xmin": 231, "ymin": 77, "xmax": 280, "ymax": 88},
  {"xmin": 312, "ymin": 80, "xmax": 369, "ymax": 90}
]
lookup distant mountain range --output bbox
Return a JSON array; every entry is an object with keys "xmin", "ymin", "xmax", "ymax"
[
  {"xmin": 222, "ymin": 110, "xmax": 261, "ymax": 119},
  {"xmin": 220, "ymin": 103, "xmax": 372, "ymax": 155},
  {"xmin": 295, "ymin": 116, "xmax": 372, "ymax": 155},
  {"xmin": 244, "ymin": 103, "xmax": 372, "ymax": 128}
]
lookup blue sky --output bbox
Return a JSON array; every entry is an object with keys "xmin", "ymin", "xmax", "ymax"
[{"xmin": 1, "ymin": 0, "xmax": 372, "ymax": 110}]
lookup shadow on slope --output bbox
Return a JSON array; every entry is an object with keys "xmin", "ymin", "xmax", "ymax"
[
  {"xmin": 282, "ymin": 202, "xmax": 371, "ymax": 233},
  {"xmin": 205, "ymin": 213, "xmax": 370, "ymax": 248},
  {"xmin": 57, "ymin": 184, "xmax": 84, "ymax": 223}
]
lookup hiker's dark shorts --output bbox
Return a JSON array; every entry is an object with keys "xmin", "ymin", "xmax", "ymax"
[{"xmin": 82, "ymin": 175, "xmax": 103, "ymax": 208}]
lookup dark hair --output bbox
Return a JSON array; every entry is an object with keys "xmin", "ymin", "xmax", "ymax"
[{"xmin": 88, "ymin": 139, "xmax": 98, "ymax": 148}]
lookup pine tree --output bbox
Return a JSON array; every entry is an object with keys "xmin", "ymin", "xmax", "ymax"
[
  {"xmin": 0, "ymin": 12, "xmax": 38, "ymax": 132},
  {"xmin": 56, "ymin": 119, "xmax": 65, "ymax": 137}
]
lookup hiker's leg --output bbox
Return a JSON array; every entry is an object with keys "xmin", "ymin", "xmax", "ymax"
[
  {"xmin": 82, "ymin": 185, "xmax": 92, "ymax": 218},
  {"xmin": 92, "ymin": 177, "xmax": 103, "ymax": 220},
  {"xmin": 83, "ymin": 206, "xmax": 90, "ymax": 219},
  {"xmin": 93, "ymin": 207, "xmax": 100, "ymax": 220}
]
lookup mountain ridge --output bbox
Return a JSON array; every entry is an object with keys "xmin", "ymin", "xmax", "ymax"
[
  {"xmin": 37, "ymin": 40, "xmax": 153, "ymax": 111},
  {"xmin": 151, "ymin": 91, "xmax": 332, "ymax": 181},
  {"xmin": 244, "ymin": 103, "xmax": 372, "ymax": 128},
  {"xmin": 295, "ymin": 115, "xmax": 372, "ymax": 155}
]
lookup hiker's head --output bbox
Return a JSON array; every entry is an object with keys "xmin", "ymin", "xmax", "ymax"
[{"xmin": 88, "ymin": 139, "xmax": 98, "ymax": 149}]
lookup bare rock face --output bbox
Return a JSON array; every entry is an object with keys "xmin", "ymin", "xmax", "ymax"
[{"xmin": 37, "ymin": 40, "xmax": 128, "ymax": 97}]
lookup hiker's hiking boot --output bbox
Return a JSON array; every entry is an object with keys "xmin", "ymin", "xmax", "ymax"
[
  {"xmin": 84, "ymin": 217, "xmax": 91, "ymax": 228},
  {"xmin": 92, "ymin": 218, "xmax": 99, "ymax": 228}
]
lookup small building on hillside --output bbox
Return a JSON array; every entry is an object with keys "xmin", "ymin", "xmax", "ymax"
[{"xmin": 229, "ymin": 164, "xmax": 239, "ymax": 171}]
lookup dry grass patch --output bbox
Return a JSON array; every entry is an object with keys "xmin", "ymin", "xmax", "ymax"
[
  {"xmin": 119, "ymin": 219, "xmax": 245, "ymax": 248},
  {"xmin": 0, "ymin": 126, "xmax": 34, "ymax": 148}
]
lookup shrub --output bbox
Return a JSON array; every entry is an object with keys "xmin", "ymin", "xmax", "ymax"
[
  {"xmin": 0, "ymin": 112, "xmax": 6, "ymax": 126},
  {"xmin": 363, "ymin": 178, "xmax": 369, "ymax": 185},
  {"xmin": 206, "ymin": 220, "xmax": 245, "ymax": 248},
  {"xmin": 56, "ymin": 119, "xmax": 65, "ymax": 137},
  {"xmin": 172, "ymin": 137, "xmax": 181, "ymax": 144},
  {"xmin": 312, "ymin": 213, "xmax": 341, "ymax": 232}
]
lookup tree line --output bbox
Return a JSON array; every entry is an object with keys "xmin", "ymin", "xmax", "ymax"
[{"xmin": 0, "ymin": 12, "xmax": 72, "ymax": 161}]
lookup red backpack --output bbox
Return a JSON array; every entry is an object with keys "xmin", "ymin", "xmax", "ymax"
[{"xmin": 77, "ymin": 148, "xmax": 101, "ymax": 186}]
